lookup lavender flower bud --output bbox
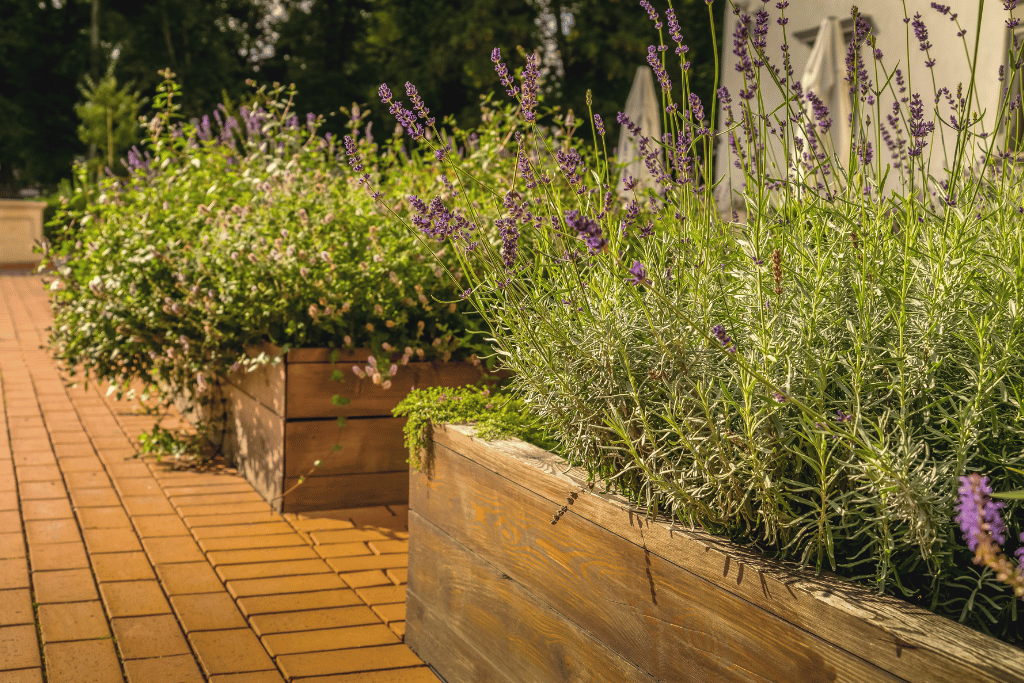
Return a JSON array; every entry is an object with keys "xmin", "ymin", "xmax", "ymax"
[
  {"xmin": 491, "ymin": 48, "xmax": 518, "ymax": 97},
  {"xmin": 521, "ymin": 52, "xmax": 540, "ymax": 122},
  {"xmin": 628, "ymin": 260, "xmax": 648, "ymax": 286}
]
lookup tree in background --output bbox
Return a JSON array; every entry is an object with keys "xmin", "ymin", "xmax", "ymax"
[
  {"xmin": 553, "ymin": 0, "xmax": 724, "ymax": 149},
  {"xmin": 258, "ymin": 0, "xmax": 542, "ymax": 139},
  {"xmin": 0, "ymin": 0, "xmax": 722, "ymax": 195},
  {"xmin": 0, "ymin": 0, "xmax": 91, "ymax": 196},
  {"xmin": 75, "ymin": 68, "xmax": 146, "ymax": 181},
  {"xmin": 101, "ymin": 0, "xmax": 265, "ymax": 121},
  {"xmin": 256, "ymin": 0, "xmax": 376, "ymax": 133}
]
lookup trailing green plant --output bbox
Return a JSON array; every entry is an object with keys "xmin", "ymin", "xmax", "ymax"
[
  {"xmin": 372, "ymin": 0, "xmax": 1024, "ymax": 643},
  {"xmin": 393, "ymin": 385, "xmax": 558, "ymax": 469}
]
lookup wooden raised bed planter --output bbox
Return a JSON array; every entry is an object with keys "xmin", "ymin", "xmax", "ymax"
[
  {"xmin": 407, "ymin": 424, "xmax": 1024, "ymax": 683},
  {"xmin": 217, "ymin": 344, "xmax": 490, "ymax": 512}
]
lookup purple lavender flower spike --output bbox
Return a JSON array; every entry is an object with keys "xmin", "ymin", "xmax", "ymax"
[
  {"xmin": 342, "ymin": 135, "xmax": 363, "ymax": 173},
  {"xmin": 405, "ymin": 82, "xmax": 435, "ymax": 127},
  {"xmin": 640, "ymin": 0, "xmax": 662, "ymax": 29},
  {"xmin": 666, "ymin": 8, "xmax": 686, "ymax": 54},
  {"xmin": 689, "ymin": 92, "xmax": 705, "ymax": 122},
  {"xmin": 594, "ymin": 114, "xmax": 605, "ymax": 136},
  {"xmin": 712, "ymin": 324, "xmax": 736, "ymax": 353},
  {"xmin": 647, "ymin": 45, "xmax": 672, "ymax": 92},
  {"xmin": 491, "ymin": 48, "xmax": 518, "ymax": 97},
  {"xmin": 497, "ymin": 217, "xmax": 519, "ymax": 268},
  {"xmin": 617, "ymin": 112, "xmax": 642, "ymax": 137},
  {"xmin": 628, "ymin": 260, "xmax": 648, "ymax": 286},
  {"xmin": 564, "ymin": 210, "xmax": 607, "ymax": 254},
  {"xmin": 956, "ymin": 474, "xmax": 1008, "ymax": 550},
  {"xmin": 521, "ymin": 52, "xmax": 540, "ymax": 122}
]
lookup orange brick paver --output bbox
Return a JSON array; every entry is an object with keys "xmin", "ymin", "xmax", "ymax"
[{"xmin": 0, "ymin": 272, "xmax": 434, "ymax": 681}]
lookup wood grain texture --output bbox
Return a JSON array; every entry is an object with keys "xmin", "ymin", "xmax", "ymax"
[
  {"xmin": 285, "ymin": 347, "xmax": 372, "ymax": 364},
  {"xmin": 281, "ymin": 471, "xmax": 409, "ymax": 513},
  {"xmin": 408, "ymin": 511, "xmax": 658, "ymax": 683},
  {"xmin": 222, "ymin": 354, "xmax": 286, "ymax": 418},
  {"xmin": 429, "ymin": 425, "xmax": 1024, "ymax": 683},
  {"xmin": 286, "ymin": 361, "xmax": 490, "ymax": 419},
  {"xmin": 406, "ymin": 592, "xmax": 518, "ymax": 683},
  {"xmin": 222, "ymin": 383, "xmax": 285, "ymax": 511},
  {"xmin": 284, "ymin": 418, "xmax": 408, "ymax": 478},
  {"xmin": 412, "ymin": 436, "xmax": 898, "ymax": 683}
]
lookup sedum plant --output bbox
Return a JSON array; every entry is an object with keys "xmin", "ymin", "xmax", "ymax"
[
  {"xmin": 393, "ymin": 385, "xmax": 558, "ymax": 469},
  {"xmin": 372, "ymin": 0, "xmax": 1024, "ymax": 642}
]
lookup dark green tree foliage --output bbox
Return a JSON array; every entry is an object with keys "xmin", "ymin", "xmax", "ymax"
[
  {"xmin": 257, "ymin": 0, "xmax": 376, "ymax": 132},
  {"xmin": 366, "ymin": 0, "xmax": 541, "ymax": 130},
  {"xmin": 554, "ymin": 0, "xmax": 724, "ymax": 148},
  {"xmin": 0, "ymin": 0, "xmax": 91, "ymax": 195},
  {"xmin": 102, "ymin": 0, "xmax": 263, "ymax": 121},
  {"xmin": 75, "ymin": 69, "xmax": 146, "ymax": 180},
  {"xmin": 261, "ymin": 0, "xmax": 542, "ymax": 138},
  {"xmin": 0, "ymin": 0, "xmax": 722, "ymax": 193}
]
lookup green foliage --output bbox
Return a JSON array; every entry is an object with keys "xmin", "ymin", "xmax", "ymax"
[
  {"xmin": 75, "ymin": 68, "xmax": 146, "ymax": 181},
  {"xmin": 0, "ymin": 0, "xmax": 91, "ymax": 194},
  {"xmin": 102, "ymin": 0, "xmax": 266, "ymax": 122},
  {"xmin": 393, "ymin": 385, "xmax": 558, "ymax": 469},
  {"xmin": 556, "ymin": 0, "xmax": 724, "ymax": 149},
  {"xmin": 43, "ymin": 72, "xmax": 496, "ymax": 460},
  {"xmin": 378, "ymin": 0, "xmax": 1024, "ymax": 642},
  {"xmin": 42, "ymin": 70, "xmax": 580, "ymax": 462}
]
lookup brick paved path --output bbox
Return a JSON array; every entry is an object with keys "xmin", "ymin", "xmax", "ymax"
[{"xmin": 0, "ymin": 273, "xmax": 438, "ymax": 682}]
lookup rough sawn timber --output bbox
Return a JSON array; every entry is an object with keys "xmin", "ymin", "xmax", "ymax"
[
  {"xmin": 217, "ymin": 343, "xmax": 490, "ymax": 512},
  {"xmin": 405, "ymin": 424, "xmax": 1024, "ymax": 683}
]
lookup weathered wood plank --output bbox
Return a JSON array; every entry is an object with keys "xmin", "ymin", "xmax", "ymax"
[
  {"xmin": 222, "ymin": 353, "xmax": 286, "ymax": 418},
  {"xmin": 284, "ymin": 417, "xmax": 407, "ymax": 478},
  {"xmin": 414, "ymin": 435, "xmax": 900, "ymax": 683},
  {"xmin": 406, "ymin": 592, "xmax": 516, "ymax": 683},
  {"xmin": 433, "ymin": 425, "xmax": 1024, "ymax": 683},
  {"xmin": 286, "ymin": 362, "xmax": 490, "ymax": 419},
  {"xmin": 408, "ymin": 511, "xmax": 659, "ymax": 683},
  {"xmin": 281, "ymin": 471, "xmax": 409, "ymax": 513},
  {"xmin": 285, "ymin": 347, "xmax": 372, "ymax": 364},
  {"xmin": 222, "ymin": 383, "xmax": 284, "ymax": 510}
]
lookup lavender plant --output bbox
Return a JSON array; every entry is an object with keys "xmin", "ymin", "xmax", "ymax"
[{"xmin": 372, "ymin": 0, "xmax": 1024, "ymax": 641}]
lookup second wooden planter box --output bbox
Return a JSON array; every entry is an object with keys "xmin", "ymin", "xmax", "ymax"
[
  {"xmin": 407, "ymin": 424, "xmax": 1024, "ymax": 683},
  {"xmin": 217, "ymin": 344, "xmax": 490, "ymax": 512}
]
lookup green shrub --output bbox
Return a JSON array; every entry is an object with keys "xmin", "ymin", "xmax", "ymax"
[
  {"xmin": 393, "ymin": 385, "xmax": 558, "ymax": 469},
  {"xmin": 377, "ymin": 2, "xmax": 1024, "ymax": 642},
  {"xmin": 42, "ymin": 69, "xmax": 582, "ymax": 461}
]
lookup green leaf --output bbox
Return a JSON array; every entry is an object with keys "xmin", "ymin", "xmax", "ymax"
[
  {"xmin": 991, "ymin": 490, "xmax": 1024, "ymax": 500},
  {"xmin": 331, "ymin": 394, "xmax": 351, "ymax": 407}
]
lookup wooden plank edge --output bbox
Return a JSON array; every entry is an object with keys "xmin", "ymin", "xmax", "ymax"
[
  {"xmin": 432, "ymin": 424, "xmax": 1024, "ymax": 683},
  {"xmin": 408, "ymin": 510, "xmax": 659, "ymax": 683}
]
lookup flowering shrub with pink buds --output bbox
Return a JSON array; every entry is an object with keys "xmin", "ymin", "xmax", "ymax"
[{"xmin": 41, "ymin": 71, "xmax": 547, "ymax": 461}]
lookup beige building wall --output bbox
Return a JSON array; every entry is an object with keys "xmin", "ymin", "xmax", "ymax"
[
  {"xmin": 712, "ymin": 0, "xmax": 1012, "ymax": 209},
  {"xmin": 0, "ymin": 200, "xmax": 46, "ymax": 266}
]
